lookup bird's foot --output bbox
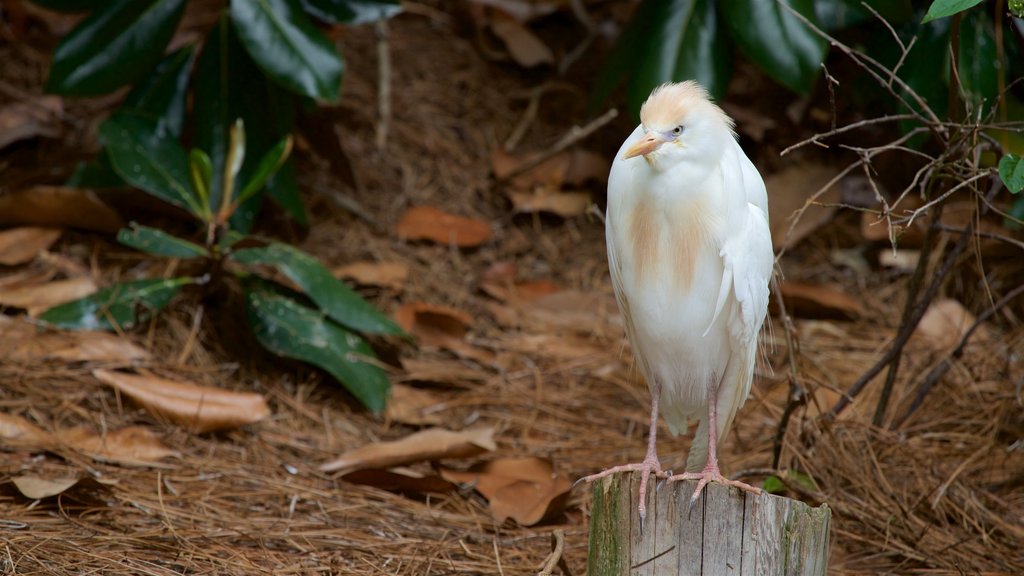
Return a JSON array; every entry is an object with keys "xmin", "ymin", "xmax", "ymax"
[
  {"xmin": 578, "ymin": 456, "xmax": 667, "ymax": 527},
  {"xmin": 667, "ymin": 466, "xmax": 762, "ymax": 510}
]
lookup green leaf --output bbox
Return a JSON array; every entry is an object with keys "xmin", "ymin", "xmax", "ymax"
[
  {"xmin": 244, "ymin": 281, "xmax": 389, "ymax": 413},
  {"xmin": 592, "ymin": 0, "xmax": 731, "ymax": 117},
  {"xmin": 237, "ymin": 136, "xmax": 293, "ymax": 206},
  {"xmin": 264, "ymin": 159, "xmax": 308, "ymax": 226},
  {"xmin": 99, "ymin": 113, "xmax": 201, "ymax": 216},
  {"xmin": 46, "ymin": 0, "xmax": 186, "ymax": 96},
  {"xmin": 922, "ymin": 0, "xmax": 985, "ymax": 23},
  {"xmin": 39, "ymin": 277, "xmax": 194, "ymax": 331},
  {"xmin": 65, "ymin": 150, "xmax": 125, "ymax": 188},
  {"xmin": 299, "ymin": 0, "xmax": 401, "ymax": 25},
  {"xmin": 721, "ymin": 0, "xmax": 827, "ymax": 94},
  {"xmin": 1000, "ymin": 154, "xmax": 1024, "ymax": 194},
  {"xmin": 189, "ymin": 149, "xmax": 213, "ymax": 216},
  {"xmin": 117, "ymin": 223, "xmax": 209, "ymax": 259},
  {"xmin": 122, "ymin": 44, "xmax": 196, "ymax": 137},
  {"xmin": 762, "ymin": 476, "xmax": 785, "ymax": 494},
  {"xmin": 194, "ymin": 15, "xmax": 299, "ymax": 229},
  {"xmin": 958, "ymin": 10, "xmax": 997, "ymax": 109},
  {"xmin": 231, "ymin": 243, "xmax": 403, "ymax": 335},
  {"xmin": 230, "ymin": 0, "xmax": 344, "ymax": 102}
]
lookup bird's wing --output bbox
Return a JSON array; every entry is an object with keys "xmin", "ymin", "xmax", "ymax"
[
  {"xmin": 711, "ymin": 141, "xmax": 774, "ymax": 439},
  {"xmin": 606, "ymin": 214, "xmax": 649, "ymax": 380}
]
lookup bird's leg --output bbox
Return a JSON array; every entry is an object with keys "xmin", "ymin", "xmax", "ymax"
[
  {"xmin": 578, "ymin": 380, "xmax": 667, "ymax": 524},
  {"xmin": 667, "ymin": 380, "xmax": 761, "ymax": 506}
]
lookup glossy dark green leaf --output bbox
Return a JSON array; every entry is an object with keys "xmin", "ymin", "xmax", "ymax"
[
  {"xmin": 721, "ymin": 0, "xmax": 826, "ymax": 94},
  {"xmin": 39, "ymin": 277, "xmax": 194, "ymax": 331},
  {"xmin": 244, "ymin": 282, "xmax": 389, "ymax": 413},
  {"xmin": 593, "ymin": 0, "xmax": 731, "ymax": 118},
  {"xmin": 46, "ymin": 0, "xmax": 185, "ymax": 96},
  {"xmin": 230, "ymin": 0, "xmax": 344, "ymax": 101},
  {"xmin": 65, "ymin": 150, "xmax": 125, "ymax": 188},
  {"xmin": 958, "ymin": 11, "xmax": 997, "ymax": 109},
  {"xmin": 194, "ymin": 15, "xmax": 299, "ymax": 230},
  {"xmin": 99, "ymin": 113, "xmax": 200, "ymax": 216},
  {"xmin": 117, "ymin": 223, "xmax": 209, "ymax": 259},
  {"xmin": 1000, "ymin": 154, "xmax": 1024, "ymax": 194},
  {"xmin": 231, "ymin": 243, "xmax": 403, "ymax": 335},
  {"xmin": 122, "ymin": 44, "xmax": 196, "ymax": 137},
  {"xmin": 816, "ymin": 0, "xmax": 914, "ymax": 30},
  {"xmin": 299, "ymin": 0, "xmax": 400, "ymax": 25},
  {"xmin": 264, "ymin": 159, "xmax": 308, "ymax": 226},
  {"xmin": 922, "ymin": 0, "xmax": 984, "ymax": 23}
]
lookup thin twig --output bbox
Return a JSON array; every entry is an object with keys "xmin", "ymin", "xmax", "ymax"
[
  {"xmin": 375, "ymin": 20, "xmax": 392, "ymax": 151},
  {"xmin": 536, "ymin": 529, "xmax": 569, "ymax": 576},
  {"xmin": 780, "ymin": 114, "xmax": 916, "ymax": 156},
  {"xmin": 894, "ymin": 282, "xmax": 1024, "ymax": 428},
  {"xmin": 559, "ymin": 0, "xmax": 596, "ymax": 75},
  {"xmin": 499, "ymin": 108, "xmax": 618, "ymax": 183}
]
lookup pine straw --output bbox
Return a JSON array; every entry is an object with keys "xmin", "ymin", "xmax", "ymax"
[{"xmin": 3, "ymin": 5, "xmax": 1024, "ymax": 575}]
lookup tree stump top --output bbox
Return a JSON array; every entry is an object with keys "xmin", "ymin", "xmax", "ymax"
[{"xmin": 588, "ymin": 471, "xmax": 831, "ymax": 576}]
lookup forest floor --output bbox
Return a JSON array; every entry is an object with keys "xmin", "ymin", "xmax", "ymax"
[{"xmin": 1, "ymin": 3, "xmax": 1023, "ymax": 575}]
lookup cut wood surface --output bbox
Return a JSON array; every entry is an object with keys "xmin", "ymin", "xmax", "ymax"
[{"xmin": 588, "ymin": 471, "xmax": 831, "ymax": 576}]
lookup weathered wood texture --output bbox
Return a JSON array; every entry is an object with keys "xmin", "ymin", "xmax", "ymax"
[{"xmin": 588, "ymin": 471, "xmax": 831, "ymax": 576}]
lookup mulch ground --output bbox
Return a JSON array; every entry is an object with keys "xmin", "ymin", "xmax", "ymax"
[{"xmin": 2, "ymin": 3, "xmax": 1023, "ymax": 575}]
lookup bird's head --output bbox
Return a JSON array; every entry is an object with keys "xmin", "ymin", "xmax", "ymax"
[{"xmin": 622, "ymin": 81, "xmax": 734, "ymax": 171}]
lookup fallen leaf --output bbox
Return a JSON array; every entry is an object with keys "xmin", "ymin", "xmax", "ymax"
[
  {"xmin": 398, "ymin": 358, "xmax": 488, "ymax": 386},
  {"xmin": 490, "ymin": 11, "xmax": 554, "ymax": 67},
  {"xmin": 0, "ymin": 266, "xmax": 57, "ymax": 290},
  {"xmin": 395, "ymin": 206, "xmax": 492, "ymax": 248},
  {"xmin": 341, "ymin": 467, "xmax": 455, "ymax": 493},
  {"xmin": 395, "ymin": 302, "xmax": 471, "ymax": 339},
  {"xmin": 502, "ymin": 333, "xmax": 605, "ymax": 359},
  {"xmin": 481, "ymin": 277, "xmax": 562, "ymax": 303},
  {"xmin": 912, "ymin": 299, "xmax": 990, "ymax": 351},
  {"xmin": 92, "ymin": 369, "xmax": 271, "ymax": 433},
  {"xmin": 766, "ymin": 164, "xmax": 843, "ymax": 251},
  {"xmin": 0, "ymin": 97, "xmax": 63, "ymax": 150},
  {"xmin": 0, "ymin": 276, "xmax": 97, "ymax": 316},
  {"xmin": 0, "ymin": 227, "xmax": 62, "ymax": 265},
  {"xmin": 469, "ymin": 0, "xmax": 565, "ymax": 22},
  {"xmin": 333, "ymin": 261, "xmax": 408, "ymax": 291},
  {"xmin": 0, "ymin": 412, "xmax": 52, "ymax": 446},
  {"xmin": 11, "ymin": 476, "xmax": 81, "ymax": 500},
  {"xmin": 61, "ymin": 426, "xmax": 179, "ymax": 465},
  {"xmin": 509, "ymin": 189, "xmax": 590, "ymax": 217},
  {"xmin": 776, "ymin": 281, "xmax": 863, "ymax": 319},
  {"xmin": 878, "ymin": 249, "xmax": 920, "ymax": 271},
  {"xmin": 0, "ymin": 186, "xmax": 124, "ymax": 233},
  {"xmin": 385, "ymin": 384, "xmax": 445, "ymax": 426},
  {"xmin": 319, "ymin": 426, "xmax": 497, "ymax": 474},
  {"xmin": 0, "ymin": 317, "xmax": 149, "ymax": 363},
  {"xmin": 860, "ymin": 212, "xmax": 927, "ymax": 246},
  {"xmin": 441, "ymin": 457, "xmax": 571, "ymax": 525},
  {"xmin": 492, "ymin": 148, "xmax": 608, "ymax": 189}
]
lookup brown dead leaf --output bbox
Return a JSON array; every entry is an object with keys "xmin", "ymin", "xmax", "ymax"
[
  {"xmin": 776, "ymin": 281, "xmax": 863, "ymax": 319},
  {"xmin": 469, "ymin": 0, "xmax": 566, "ymax": 22},
  {"xmin": 394, "ymin": 302, "xmax": 471, "ymax": 340},
  {"xmin": 0, "ymin": 412, "xmax": 52, "ymax": 446},
  {"xmin": 385, "ymin": 384, "xmax": 445, "ymax": 426},
  {"xmin": 398, "ymin": 358, "xmax": 488, "ymax": 386},
  {"xmin": 912, "ymin": 299, "xmax": 990, "ymax": 351},
  {"xmin": 0, "ymin": 186, "xmax": 123, "ymax": 233},
  {"xmin": 441, "ymin": 457, "xmax": 571, "ymax": 525},
  {"xmin": 341, "ymin": 467, "xmax": 456, "ymax": 493},
  {"xmin": 0, "ymin": 276, "xmax": 97, "ymax": 316},
  {"xmin": 766, "ymin": 164, "xmax": 843, "ymax": 251},
  {"xmin": 11, "ymin": 476, "xmax": 82, "ymax": 500},
  {"xmin": 481, "ymin": 277, "xmax": 562, "ymax": 303},
  {"xmin": 319, "ymin": 426, "xmax": 497, "ymax": 474},
  {"xmin": 0, "ymin": 97, "xmax": 63, "ymax": 150},
  {"xmin": 395, "ymin": 206, "xmax": 492, "ymax": 248},
  {"xmin": 61, "ymin": 426, "xmax": 179, "ymax": 465},
  {"xmin": 333, "ymin": 261, "xmax": 408, "ymax": 291},
  {"xmin": 509, "ymin": 189, "xmax": 591, "ymax": 217},
  {"xmin": 92, "ymin": 369, "xmax": 271, "ymax": 433},
  {"xmin": 492, "ymin": 148, "xmax": 608, "ymax": 189},
  {"xmin": 489, "ymin": 11, "xmax": 553, "ymax": 67},
  {"xmin": 502, "ymin": 333, "xmax": 605, "ymax": 360},
  {"xmin": 0, "ymin": 317, "xmax": 149, "ymax": 363},
  {"xmin": 0, "ymin": 227, "xmax": 62, "ymax": 265},
  {"xmin": 860, "ymin": 212, "xmax": 927, "ymax": 246}
]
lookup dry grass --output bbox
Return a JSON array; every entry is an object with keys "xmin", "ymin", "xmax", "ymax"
[{"xmin": 2, "ymin": 4, "xmax": 1024, "ymax": 575}]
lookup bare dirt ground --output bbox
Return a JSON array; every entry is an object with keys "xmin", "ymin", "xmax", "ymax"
[{"xmin": 2, "ymin": 4, "xmax": 1023, "ymax": 575}]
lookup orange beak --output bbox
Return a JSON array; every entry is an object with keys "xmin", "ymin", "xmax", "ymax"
[{"xmin": 623, "ymin": 132, "xmax": 668, "ymax": 160}]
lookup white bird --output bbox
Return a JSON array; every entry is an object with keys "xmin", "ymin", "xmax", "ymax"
[{"xmin": 582, "ymin": 81, "xmax": 773, "ymax": 520}]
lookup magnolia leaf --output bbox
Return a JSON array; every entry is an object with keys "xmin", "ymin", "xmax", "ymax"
[
  {"xmin": 39, "ymin": 277, "xmax": 195, "ymax": 331},
  {"xmin": 117, "ymin": 224, "xmax": 209, "ymax": 259}
]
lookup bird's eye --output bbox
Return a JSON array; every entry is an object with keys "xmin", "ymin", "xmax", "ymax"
[{"xmin": 672, "ymin": 125, "xmax": 684, "ymax": 136}]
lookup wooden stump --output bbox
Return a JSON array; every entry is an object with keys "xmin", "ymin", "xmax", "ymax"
[{"xmin": 588, "ymin": 471, "xmax": 831, "ymax": 575}]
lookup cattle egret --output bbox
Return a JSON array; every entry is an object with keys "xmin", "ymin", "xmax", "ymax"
[{"xmin": 582, "ymin": 81, "xmax": 773, "ymax": 521}]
